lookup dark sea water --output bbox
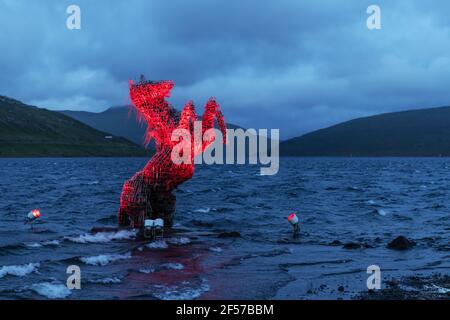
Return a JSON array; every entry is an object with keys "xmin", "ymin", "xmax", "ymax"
[{"xmin": 0, "ymin": 157, "xmax": 449, "ymax": 299}]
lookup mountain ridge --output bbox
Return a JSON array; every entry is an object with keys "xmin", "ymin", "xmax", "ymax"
[
  {"xmin": 0, "ymin": 95, "xmax": 148, "ymax": 157},
  {"xmin": 281, "ymin": 105, "xmax": 450, "ymax": 156},
  {"xmin": 60, "ymin": 106, "xmax": 243, "ymax": 147}
]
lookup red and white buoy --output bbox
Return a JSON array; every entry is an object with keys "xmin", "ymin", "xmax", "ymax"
[
  {"xmin": 287, "ymin": 212, "xmax": 300, "ymax": 237},
  {"xmin": 288, "ymin": 212, "xmax": 299, "ymax": 225},
  {"xmin": 26, "ymin": 209, "xmax": 41, "ymax": 224}
]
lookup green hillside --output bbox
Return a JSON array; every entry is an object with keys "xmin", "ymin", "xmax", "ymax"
[
  {"xmin": 0, "ymin": 96, "xmax": 148, "ymax": 157},
  {"xmin": 281, "ymin": 106, "xmax": 450, "ymax": 156},
  {"xmin": 61, "ymin": 106, "xmax": 243, "ymax": 146}
]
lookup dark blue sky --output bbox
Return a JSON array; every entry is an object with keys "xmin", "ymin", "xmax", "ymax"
[{"xmin": 1, "ymin": 0, "xmax": 450, "ymax": 138}]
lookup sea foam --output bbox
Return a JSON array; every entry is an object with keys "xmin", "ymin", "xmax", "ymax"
[
  {"xmin": 66, "ymin": 230, "xmax": 137, "ymax": 244},
  {"xmin": 145, "ymin": 240, "xmax": 168, "ymax": 249},
  {"xmin": 0, "ymin": 263, "xmax": 39, "ymax": 279},
  {"xmin": 31, "ymin": 282, "xmax": 71, "ymax": 299},
  {"xmin": 80, "ymin": 252, "xmax": 131, "ymax": 266},
  {"xmin": 167, "ymin": 237, "xmax": 191, "ymax": 245},
  {"xmin": 89, "ymin": 277, "xmax": 122, "ymax": 284},
  {"xmin": 153, "ymin": 278, "xmax": 210, "ymax": 300},
  {"xmin": 194, "ymin": 207, "xmax": 211, "ymax": 213},
  {"xmin": 161, "ymin": 263, "xmax": 184, "ymax": 270},
  {"xmin": 139, "ymin": 267, "xmax": 156, "ymax": 274},
  {"xmin": 27, "ymin": 240, "xmax": 60, "ymax": 248}
]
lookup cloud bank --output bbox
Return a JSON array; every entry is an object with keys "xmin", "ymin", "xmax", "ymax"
[{"xmin": 1, "ymin": 0, "xmax": 450, "ymax": 138}]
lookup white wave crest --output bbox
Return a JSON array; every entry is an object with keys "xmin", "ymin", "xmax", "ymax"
[
  {"xmin": 161, "ymin": 263, "xmax": 184, "ymax": 270},
  {"xmin": 167, "ymin": 237, "xmax": 191, "ymax": 245},
  {"xmin": 80, "ymin": 252, "xmax": 131, "ymax": 266},
  {"xmin": 31, "ymin": 282, "xmax": 71, "ymax": 299},
  {"xmin": 42, "ymin": 240, "xmax": 60, "ymax": 246},
  {"xmin": 89, "ymin": 277, "xmax": 122, "ymax": 284},
  {"xmin": 0, "ymin": 263, "xmax": 40, "ymax": 279},
  {"xmin": 426, "ymin": 284, "xmax": 450, "ymax": 294},
  {"xmin": 27, "ymin": 240, "xmax": 60, "ymax": 248},
  {"xmin": 66, "ymin": 229, "xmax": 137, "ymax": 244},
  {"xmin": 146, "ymin": 240, "xmax": 168, "ymax": 249},
  {"xmin": 194, "ymin": 207, "xmax": 210, "ymax": 213},
  {"xmin": 153, "ymin": 278, "xmax": 210, "ymax": 300},
  {"xmin": 26, "ymin": 243, "xmax": 43, "ymax": 248},
  {"xmin": 139, "ymin": 267, "xmax": 155, "ymax": 274}
]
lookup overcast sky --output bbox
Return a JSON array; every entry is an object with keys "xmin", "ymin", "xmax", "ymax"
[{"xmin": 1, "ymin": 0, "xmax": 450, "ymax": 138}]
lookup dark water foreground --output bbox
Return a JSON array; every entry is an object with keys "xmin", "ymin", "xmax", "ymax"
[{"xmin": 0, "ymin": 157, "xmax": 449, "ymax": 300}]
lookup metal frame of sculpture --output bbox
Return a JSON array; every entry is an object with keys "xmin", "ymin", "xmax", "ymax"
[{"xmin": 118, "ymin": 76, "xmax": 227, "ymax": 228}]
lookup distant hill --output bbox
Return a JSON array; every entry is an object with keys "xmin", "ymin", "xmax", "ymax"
[
  {"xmin": 60, "ymin": 106, "xmax": 271, "ymax": 162},
  {"xmin": 281, "ymin": 106, "xmax": 450, "ymax": 156},
  {"xmin": 0, "ymin": 96, "xmax": 148, "ymax": 157},
  {"xmin": 62, "ymin": 106, "xmax": 148, "ymax": 146},
  {"xmin": 61, "ymin": 106, "xmax": 243, "ymax": 147}
]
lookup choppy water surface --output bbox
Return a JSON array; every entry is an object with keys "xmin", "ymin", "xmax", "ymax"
[{"xmin": 0, "ymin": 157, "xmax": 449, "ymax": 299}]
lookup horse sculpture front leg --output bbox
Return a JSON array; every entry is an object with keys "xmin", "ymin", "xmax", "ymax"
[{"xmin": 194, "ymin": 98, "xmax": 227, "ymax": 157}]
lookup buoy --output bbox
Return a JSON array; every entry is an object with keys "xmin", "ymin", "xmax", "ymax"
[
  {"xmin": 287, "ymin": 212, "xmax": 300, "ymax": 237},
  {"xmin": 288, "ymin": 213, "xmax": 299, "ymax": 225},
  {"xmin": 25, "ymin": 209, "xmax": 41, "ymax": 224}
]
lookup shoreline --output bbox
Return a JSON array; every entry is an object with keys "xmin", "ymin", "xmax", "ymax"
[{"xmin": 358, "ymin": 274, "xmax": 450, "ymax": 300}]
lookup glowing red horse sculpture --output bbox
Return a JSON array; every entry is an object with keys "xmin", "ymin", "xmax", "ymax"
[{"xmin": 118, "ymin": 77, "xmax": 226, "ymax": 228}]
